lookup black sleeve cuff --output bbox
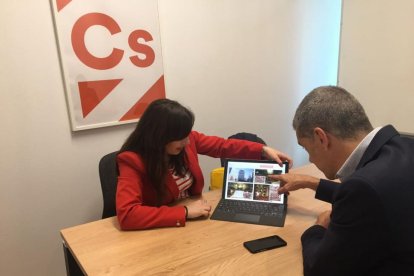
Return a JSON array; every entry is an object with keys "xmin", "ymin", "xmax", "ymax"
[{"xmin": 315, "ymin": 179, "xmax": 338, "ymax": 203}]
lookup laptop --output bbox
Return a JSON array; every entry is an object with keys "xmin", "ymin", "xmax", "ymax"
[{"xmin": 210, "ymin": 159, "xmax": 288, "ymax": 227}]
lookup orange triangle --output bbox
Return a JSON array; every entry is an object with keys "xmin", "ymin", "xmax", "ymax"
[
  {"xmin": 78, "ymin": 79, "xmax": 122, "ymax": 118},
  {"xmin": 56, "ymin": 0, "xmax": 72, "ymax": 12},
  {"xmin": 120, "ymin": 76, "xmax": 166, "ymax": 121}
]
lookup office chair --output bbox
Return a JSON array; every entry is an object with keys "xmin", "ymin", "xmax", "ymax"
[
  {"xmin": 210, "ymin": 132, "xmax": 267, "ymax": 190},
  {"xmin": 220, "ymin": 132, "xmax": 266, "ymax": 167},
  {"xmin": 400, "ymin": 132, "xmax": 414, "ymax": 140},
  {"xmin": 99, "ymin": 151, "xmax": 119, "ymax": 219}
]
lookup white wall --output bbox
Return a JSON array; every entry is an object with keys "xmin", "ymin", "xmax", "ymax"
[
  {"xmin": 339, "ymin": 0, "xmax": 414, "ymax": 133},
  {"xmin": 159, "ymin": 0, "xmax": 341, "ymax": 177},
  {"xmin": 0, "ymin": 1, "xmax": 340, "ymax": 275}
]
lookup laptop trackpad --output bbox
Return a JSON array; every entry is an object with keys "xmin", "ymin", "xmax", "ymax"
[{"xmin": 235, "ymin": 213, "xmax": 260, "ymax": 223}]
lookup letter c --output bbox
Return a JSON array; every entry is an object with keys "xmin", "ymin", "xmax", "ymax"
[{"xmin": 71, "ymin": 13, "xmax": 123, "ymax": 70}]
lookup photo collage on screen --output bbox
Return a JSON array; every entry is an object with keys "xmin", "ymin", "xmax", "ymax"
[{"xmin": 225, "ymin": 164, "xmax": 284, "ymax": 203}]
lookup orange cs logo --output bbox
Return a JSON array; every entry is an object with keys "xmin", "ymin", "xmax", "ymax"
[{"xmin": 71, "ymin": 12, "xmax": 155, "ymax": 70}]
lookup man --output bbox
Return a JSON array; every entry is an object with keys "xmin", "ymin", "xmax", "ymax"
[{"xmin": 271, "ymin": 86, "xmax": 414, "ymax": 275}]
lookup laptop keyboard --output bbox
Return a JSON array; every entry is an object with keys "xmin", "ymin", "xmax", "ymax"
[{"xmin": 216, "ymin": 200, "xmax": 284, "ymax": 217}]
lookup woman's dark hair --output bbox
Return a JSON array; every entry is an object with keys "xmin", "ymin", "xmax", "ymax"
[{"xmin": 120, "ymin": 99, "xmax": 195, "ymax": 203}]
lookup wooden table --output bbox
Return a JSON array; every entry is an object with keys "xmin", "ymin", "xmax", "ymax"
[{"xmin": 61, "ymin": 164, "xmax": 329, "ymax": 275}]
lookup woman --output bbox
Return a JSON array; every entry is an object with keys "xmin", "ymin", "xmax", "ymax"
[{"xmin": 116, "ymin": 99, "xmax": 292, "ymax": 230}]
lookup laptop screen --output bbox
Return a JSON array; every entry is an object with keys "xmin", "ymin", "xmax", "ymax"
[{"xmin": 223, "ymin": 159, "xmax": 288, "ymax": 204}]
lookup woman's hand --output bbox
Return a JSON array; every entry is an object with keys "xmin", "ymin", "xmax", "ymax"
[
  {"xmin": 186, "ymin": 199, "xmax": 212, "ymax": 219},
  {"xmin": 262, "ymin": 146, "xmax": 293, "ymax": 168}
]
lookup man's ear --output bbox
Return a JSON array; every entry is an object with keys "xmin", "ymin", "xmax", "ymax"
[{"xmin": 313, "ymin": 127, "xmax": 330, "ymax": 150}]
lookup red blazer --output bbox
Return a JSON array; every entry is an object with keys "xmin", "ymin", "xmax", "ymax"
[{"xmin": 116, "ymin": 131, "xmax": 263, "ymax": 230}]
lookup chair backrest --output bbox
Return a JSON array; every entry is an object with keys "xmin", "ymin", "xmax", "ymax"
[
  {"xmin": 220, "ymin": 132, "xmax": 267, "ymax": 167},
  {"xmin": 400, "ymin": 132, "xmax": 414, "ymax": 140},
  {"xmin": 99, "ymin": 151, "xmax": 119, "ymax": 219}
]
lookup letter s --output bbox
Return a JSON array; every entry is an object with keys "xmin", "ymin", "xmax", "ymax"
[{"xmin": 128, "ymin": 29, "xmax": 155, "ymax": 68}]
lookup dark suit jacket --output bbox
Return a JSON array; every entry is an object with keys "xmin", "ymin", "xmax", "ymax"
[{"xmin": 302, "ymin": 125, "xmax": 414, "ymax": 276}]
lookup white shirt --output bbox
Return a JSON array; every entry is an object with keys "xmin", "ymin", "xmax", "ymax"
[
  {"xmin": 171, "ymin": 170, "xmax": 194, "ymax": 199},
  {"xmin": 336, "ymin": 127, "xmax": 382, "ymax": 181}
]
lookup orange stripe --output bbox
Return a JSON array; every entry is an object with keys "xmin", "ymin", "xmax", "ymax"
[
  {"xmin": 119, "ymin": 75, "xmax": 165, "ymax": 121},
  {"xmin": 56, "ymin": 0, "xmax": 72, "ymax": 12}
]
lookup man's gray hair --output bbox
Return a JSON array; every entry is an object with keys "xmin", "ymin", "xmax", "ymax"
[{"xmin": 293, "ymin": 86, "xmax": 373, "ymax": 138}]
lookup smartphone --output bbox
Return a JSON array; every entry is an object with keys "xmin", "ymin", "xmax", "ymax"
[{"xmin": 243, "ymin": 235, "xmax": 287, "ymax": 253}]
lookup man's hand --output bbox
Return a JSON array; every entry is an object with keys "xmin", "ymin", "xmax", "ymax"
[
  {"xmin": 268, "ymin": 173, "xmax": 320, "ymax": 194},
  {"xmin": 315, "ymin": 210, "xmax": 331, "ymax": 228}
]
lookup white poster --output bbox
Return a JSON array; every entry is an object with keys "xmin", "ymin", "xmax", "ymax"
[{"xmin": 51, "ymin": 0, "xmax": 165, "ymax": 131}]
